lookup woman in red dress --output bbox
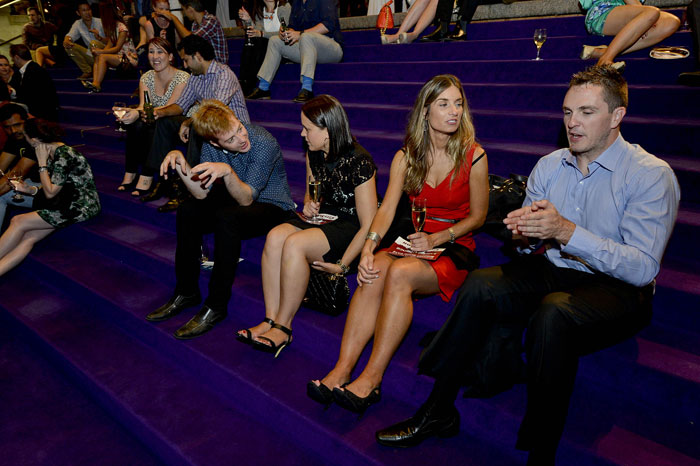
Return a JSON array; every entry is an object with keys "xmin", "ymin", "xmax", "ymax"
[{"xmin": 309, "ymin": 74, "xmax": 489, "ymax": 412}]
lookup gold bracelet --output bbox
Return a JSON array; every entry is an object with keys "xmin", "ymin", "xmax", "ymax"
[{"xmin": 366, "ymin": 231, "xmax": 381, "ymax": 243}]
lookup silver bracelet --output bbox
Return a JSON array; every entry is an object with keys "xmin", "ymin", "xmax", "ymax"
[
  {"xmin": 32, "ymin": 186, "xmax": 40, "ymax": 196},
  {"xmin": 448, "ymin": 227, "xmax": 456, "ymax": 243},
  {"xmin": 366, "ymin": 231, "xmax": 381, "ymax": 243},
  {"xmin": 336, "ymin": 260, "xmax": 350, "ymax": 275}
]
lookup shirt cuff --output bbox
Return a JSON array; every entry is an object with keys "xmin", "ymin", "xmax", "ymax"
[
  {"xmin": 561, "ymin": 224, "xmax": 598, "ymax": 258},
  {"xmin": 249, "ymin": 185, "xmax": 259, "ymax": 201}
]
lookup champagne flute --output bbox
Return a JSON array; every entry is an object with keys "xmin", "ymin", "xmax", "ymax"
[
  {"xmin": 412, "ymin": 197, "xmax": 427, "ymax": 233},
  {"xmin": 533, "ymin": 28, "xmax": 547, "ymax": 61},
  {"xmin": 113, "ymin": 101, "xmax": 127, "ymax": 132},
  {"xmin": 244, "ymin": 20, "xmax": 254, "ymax": 47},
  {"xmin": 9, "ymin": 172, "xmax": 24, "ymax": 202},
  {"xmin": 308, "ymin": 175, "xmax": 321, "ymax": 223}
]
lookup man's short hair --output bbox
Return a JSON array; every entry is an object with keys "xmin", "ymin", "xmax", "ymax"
[
  {"xmin": 9, "ymin": 44, "xmax": 32, "ymax": 62},
  {"xmin": 27, "ymin": 6, "xmax": 39, "ymax": 14},
  {"xmin": 177, "ymin": 34, "xmax": 215, "ymax": 61},
  {"xmin": 179, "ymin": 0, "xmax": 205, "ymax": 12},
  {"xmin": 0, "ymin": 103, "xmax": 29, "ymax": 123},
  {"xmin": 191, "ymin": 100, "xmax": 238, "ymax": 141},
  {"xmin": 569, "ymin": 65, "xmax": 628, "ymax": 112},
  {"xmin": 76, "ymin": 0, "xmax": 91, "ymax": 10}
]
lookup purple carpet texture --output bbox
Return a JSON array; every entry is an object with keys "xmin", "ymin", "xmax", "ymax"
[{"xmin": 1, "ymin": 8, "xmax": 699, "ymax": 466}]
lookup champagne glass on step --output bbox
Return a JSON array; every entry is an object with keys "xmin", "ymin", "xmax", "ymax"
[{"xmin": 533, "ymin": 28, "xmax": 547, "ymax": 61}]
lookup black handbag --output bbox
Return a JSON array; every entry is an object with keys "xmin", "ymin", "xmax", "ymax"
[
  {"xmin": 302, "ymin": 269, "xmax": 350, "ymax": 316},
  {"xmin": 478, "ymin": 173, "xmax": 528, "ymax": 241}
]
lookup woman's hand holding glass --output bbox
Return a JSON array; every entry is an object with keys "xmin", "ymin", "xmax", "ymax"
[
  {"xmin": 302, "ymin": 199, "xmax": 320, "ymax": 219},
  {"xmin": 9, "ymin": 178, "xmax": 33, "ymax": 194},
  {"xmin": 116, "ymin": 107, "xmax": 139, "ymax": 125},
  {"xmin": 407, "ymin": 231, "xmax": 434, "ymax": 252}
]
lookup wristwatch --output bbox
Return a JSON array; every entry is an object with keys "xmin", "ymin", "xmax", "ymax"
[{"xmin": 448, "ymin": 227, "xmax": 456, "ymax": 243}]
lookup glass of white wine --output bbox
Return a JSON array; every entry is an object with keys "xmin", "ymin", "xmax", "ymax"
[
  {"xmin": 308, "ymin": 176, "xmax": 322, "ymax": 223},
  {"xmin": 412, "ymin": 197, "xmax": 427, "ymax": 233},
  {"xmin": 533, "ymin": 28, "xmax": 547, "ymax": 61},
  {"xmin": 113, "ymin": 101, "xmax": 127, "ymax": 132},
  {"xmin": 9, "ymin": 172, "xmax": 24, "ymax": 202}
]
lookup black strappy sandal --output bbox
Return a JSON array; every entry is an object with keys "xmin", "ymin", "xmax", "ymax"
[
  {"xmin": 236, "ymin": 317, "xmax": 274, "ymax": 345},
  {"xmin": 252, "ymin": 323, "xmax": 292, "ymax": 358}
]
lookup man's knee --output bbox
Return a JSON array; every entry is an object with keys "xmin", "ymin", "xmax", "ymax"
[{"xmin": 456, "ymin": 266, "xmax": 502, "ymax": 302}]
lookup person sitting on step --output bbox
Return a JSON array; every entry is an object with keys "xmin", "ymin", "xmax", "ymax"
[
  {"xmin": 140, "ymin": 34, "xmax": 248, "ymax": 213},
  {"xmin": 82, "ymin": 0, "xmax": 139, "ymax": 93},
  {"xmin": 114, "ymin": 37, "xmax": 189, "ymax": 197},
  {"xmin": 310, "ymin": 74, "xmax": 489, "ymax": 413},
  {"xmin": 375, "ymin": 66, "xmax": 680, "ymax": 465},
  {"xmin": 421, "ymin": 0, "xmax": 501, "ymax": 42},
  {"xmin": 246, "ymin": 0, "xmax": 344, "ymax": 103},
  {"xmin": 0, "ymin": 104, "xmax": 39, "ymax": 231},
  {"xmin": 579, "ymin": 0, "xmax": 680, "ymax": 70},
  {"xmin": 236, "ymin": 94, "xmax": 378, "ymax": 357},
  {"xmin": 145, "ymin": 99, "xmax": 295, "ymax": 340},
  {"xmin": 381, "ymin": 0, "xmax": 439, "ymax": 45},
  {"xmin": 236, "ymin": 0, "xmax": 291, "ymax": 95},
  {"xmin": 152, "ymin": 0, "xmax": 229, "ymax": 64},
  {"xmin": 0, "ymin": 118, "xmax": 101, "ymax": 277},
  {"xmin": 63, "ymin": 0, "xmax": 106, "ymax": 81}
]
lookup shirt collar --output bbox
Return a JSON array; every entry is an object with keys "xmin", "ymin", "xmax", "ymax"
[
  {"xmin": 562, "ymin": 133, "xmax": 625, "ymax": 173},
  {"xmin": 19, "ymin": 60, "xmax": 32, "ymax": 75}
]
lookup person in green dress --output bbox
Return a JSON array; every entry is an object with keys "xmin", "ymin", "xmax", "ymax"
[{"xmin": 0, "ymin": 118, "xmax": 100, "ymax": 276}]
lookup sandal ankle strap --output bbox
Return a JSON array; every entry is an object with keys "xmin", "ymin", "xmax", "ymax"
[
  {"xmin": 271, "ymin": 323, "xmax": 292, "ymax": 336},
  {"xmin": 263, "ymin": 317, "xmax": 275, "ymax": 325}
]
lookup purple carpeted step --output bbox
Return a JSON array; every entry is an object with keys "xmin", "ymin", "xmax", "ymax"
[
  {"xmin": 0, "ymin": 317, "xmax": 164, "ymax": 466},
  {"xmin": 16, "ymin": 226, "xmax": 700, "ymax": 465},
  {"xmin": 0, "ymin": 270, "xmax": 325, "ymax": 466}
]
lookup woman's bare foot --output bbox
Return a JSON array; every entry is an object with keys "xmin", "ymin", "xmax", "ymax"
[{"xmin": 237, "ymin": 319, "xmax": 273, "ymax": 341}]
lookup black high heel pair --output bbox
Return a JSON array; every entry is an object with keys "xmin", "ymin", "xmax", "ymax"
[
  {"xmin": 306, "ymin": 380, "xmax": 381, "ymax": 414},
  {"xmin": 236, "ymin": 318, "xmax": 292, "ymax": 358}
]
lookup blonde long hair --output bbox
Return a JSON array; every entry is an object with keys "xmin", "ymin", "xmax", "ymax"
[{"xmin": 403, "ymin": 74, "xmax": 476, "ymax": 194}]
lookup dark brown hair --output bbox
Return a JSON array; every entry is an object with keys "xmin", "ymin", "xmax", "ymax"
[
  {"xmin": 569, "ymin": 65, "xmax": 628, "ymax": 111},
  {"xmin": 301, "ymin": 94, "xmax": 354, "ymax": 163},
  {"xmin": 23, "ymin": 118, "xmax": 66, "ymax": 143}
]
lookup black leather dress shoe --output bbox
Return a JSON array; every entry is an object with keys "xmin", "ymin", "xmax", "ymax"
[
  {"xmin": 376, "ymin": 404, "xmax": 459, "ymax": 448},
  {"xmin": 420, "ymin": 22, "xmax": 450, "ymax": 42},
  {"xmin": 158, "ymin": 196, "xmax": 182, "ymax": 213},
  {"xmin": 146, "ymin": 294, "xmax": 201, "ymax": 322},
  {"xmin": 140, "ymin": 181, "xmax": 166, "ymax": 203},
  {"xmin": 447, "ymin": 25, "xmax": 467, "ymax": 41},
  {"xmin": 292, "ymin": 89, "xmax": 314, "ymax": 103},
  {"xmin": 246, "ymin": 88, "xmax": 271, "ymax": 100},
  {"xmin": 173, "ymin": 306, "xmax": 227, "ymax": 339}
]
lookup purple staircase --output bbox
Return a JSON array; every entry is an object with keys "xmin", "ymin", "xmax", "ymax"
[{"xmin": 2, "ymin": 9, "xmax": 699, "ymax": 466}]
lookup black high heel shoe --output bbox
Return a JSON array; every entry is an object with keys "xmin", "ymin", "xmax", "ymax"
[
  {"xmin": 236, "ymin": 317, "xmax": 274, "ymax": 345},
  {"xmin": 307, "ymin": 381, "xmax": 334, "ymax": 407},
  {"xmin": 252, "ymin": 323, "xmax": 292, "ymax": 358},
  {"xmin": 118, "ymin": 180, "xmax": 136, "ymax": 192},
  {"xmin": 333, "ymin": 385, "xmax": 381, "ymax": 414}
]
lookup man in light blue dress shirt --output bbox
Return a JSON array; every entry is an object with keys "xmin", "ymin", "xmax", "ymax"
[{"xmin": 376, "ymin": 66, "xmax": 680, "ymax": 464}]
